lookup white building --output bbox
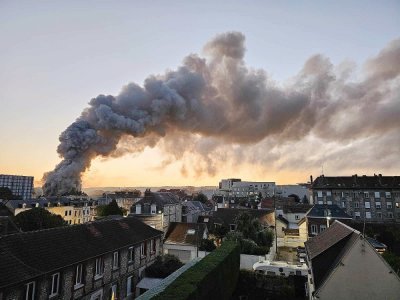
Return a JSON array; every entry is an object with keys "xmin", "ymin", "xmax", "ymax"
[
  {"xmin": 0, "ymin": 174, "xmax": 34, "ymax": 200},
  {"xmin": 217, "ymin": 178, "xmax": 276, "ymax": 199}
]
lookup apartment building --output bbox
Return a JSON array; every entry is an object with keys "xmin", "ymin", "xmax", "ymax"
[
  {"xmin": 0, "ymin": 217, "xmax": 163, "ymax": 300},
  {"xmin": 216, "ymin": 178, "xmax": 276, "ymax": 198},
  {"xmin": 0, "ymin": 174, "xmax": 34, "ymax": 200},
  {"xmin": 5, "ymin": 197, "xmax": 98, "ymax": 224},
  {"xmin": 309, "ymin": 174, "xmax": 400, "ymax": 223}
]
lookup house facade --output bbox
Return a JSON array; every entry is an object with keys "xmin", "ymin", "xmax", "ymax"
[
  {"xmin": 130, "ymin": 190, "xmax": 182, "ymax": 232},
  {"xmin": 298, "ymin": 204, "xmax": 352, "ymax": 240},
  {"xmin": 163, "ymin": 222, "xmax": 208, "ymax": 263},
  {"xmin": 0, "ymin": 217, "xmax": 163, "ymax": 300},
  {"xmin": 309, "ymin": 174, "xmax": 400, "ymax": 223},
  {"xmin": 5, "ymin": 197, "xmax": 98, "ymax": 225},
  {"xmin": 305, "ymin": 221, "xmax": 400, "ymax": 299}
]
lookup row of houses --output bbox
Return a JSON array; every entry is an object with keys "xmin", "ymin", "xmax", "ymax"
[{"xmin": 0, "ymin": 217, "xmax": 163, "ymax": 300}]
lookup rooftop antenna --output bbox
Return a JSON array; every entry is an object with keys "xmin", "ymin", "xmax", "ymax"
[{"xmin": 321, "ymin": 164, "xmax": 324, "ymax": 175}]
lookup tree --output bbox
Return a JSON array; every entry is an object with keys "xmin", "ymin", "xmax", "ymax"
[
  {"xmin": 96, "ymin": 199, "xmax": 124, "ymax": 216},
  {"xmin": 383, "ymin": 251, "xmax": 400, "ymax": 275},
  {"xmin": 14, "ymin": 208, "xmax": 66, "ymax": 231},
  {"xmin": 194, "ymin": 193, "xmax": 208, "ymax": 204},
  {"xmin": 0, "ymin": 187, "xmax": 21, "ymax": 200},
  {"xmin": 231, "ymin": 212, "xmax": 274, "ymax": 254},
  {"xmin": 211, "ymin": 224, "xmax": 229, "ymax": 245},
  {"xmin": 145, "ymin": 254, "xmax": 183, "ymax": 278},
  {"xmin": 235, "ymin": 212, "xmax": 262, "ymax": 241},
  {"xmin": 199, "ymin": 238, "xmax": 216, "ymax": 252}
]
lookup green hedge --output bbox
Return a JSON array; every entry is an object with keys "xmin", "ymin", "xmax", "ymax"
[{"xmin": 152, "ymin": 241, "xmax": 240, "ymax": 300}]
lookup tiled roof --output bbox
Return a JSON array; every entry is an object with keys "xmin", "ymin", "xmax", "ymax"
[
  {"xmin": 283, "ymin": 204, "xmax": 313, "ymax": 214},
  {"xmin": 164, "ymin": 222, "xmax": 207, "ymax": 246},
  {"xmin": 311, "ymin": 175, "xmax": 400, "ymax": 189},
  {"xmin": 137, "ymin": 191, "xmax": 180, "ymax": 206},
  {"xmin": 306, "ymin": 204, "xmax": 351, "ymax": 219},
  {"xmin": 0, "ymin": 217, "xmax": 162, "ymax": 288},
  {"xmin": 211, "ymin": 208, "xmax": 273, "ymax": 227},
  {"xmin": 305, "ymin": 221, "xmax": 357, "ymax": 259}
]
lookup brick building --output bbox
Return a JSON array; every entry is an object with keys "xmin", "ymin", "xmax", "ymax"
[
  {"xmin": 0, "ymin": 217, "xmax": 163, "ymax": 299},
  {"xmin": 309, "ymin": 174, "xmax": 400, "ymax": 223}
]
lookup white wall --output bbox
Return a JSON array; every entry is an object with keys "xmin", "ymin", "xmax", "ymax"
[{"xmin": 315, "ymin": 237, "xmax": 400, "ymax": 299}]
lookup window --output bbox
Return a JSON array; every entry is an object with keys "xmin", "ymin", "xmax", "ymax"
[
  {"xmin": 327, "ymin": 191, "xmax": 332, "ymax": 196},
  {"xmin": 140, "ymin": 243, "xmax": 146, "ymax": 257},
  {"xmin": 64, "ymin": 211, "xmax": 68, "ymax": 216},
  {"xmin": 318, "ymin": 200, "xmax": 323, "ymax": 205},
  {"xmin": 355, "ymin": 212, "xmax": 361, "ymax": 219},
  {"xmin": 311, "ymin": 224, "xmax": 318, "ymax": 235},
  {"xmin": 365, "ymin": 202, "xmax": 370, "ymax": 209},
  {"xmin": 366, "ymin": 212, "xmax": 371, "ymax": 219},
  {"xmin": 377, "ymin": 212, "xmax": 382, "ymax": 219},
  {"xmin": 364, "ymin": 192, "xmax": 369, "ymax": 198},
  {"xmin": 387, "ymin": 202, "xmax": 393, "ymax": 209},
  {"xmin": 355, "ymin": 202, "xmax": 359, "ymax": 208},
  {"xmin": 320, "ymin": 225, "xmax": 327, "ymax": 232},
  {"xmin": 25, "ymin": 281, "xmax": 35, "ymax": 300},
  {"xmin": 388, "ymin": 212, "xmax": 394, "ymax": 218},
  {"xmin": 317, "ymin": 191, "xmax": 323, "ymax": 198},
  {"xmin": 385, "ymin": 192, "xmax": 391, "ymax": 198},
  {"xmin": 95, "ymin": 257, "xmax": 103, "ymax": 277},
  {"xmin": 127, "ymin": 276, "xmax": 134, "ymax": 296},
  {"xmin": 110, "ymin": 283, "xmax": 118, "ymax": 300},
  {"xmin": 374, "ymin": 192, "xmax": 380, "ymax": 198},
  {"xmin": 75, "ymin": 264, "xmax": 83, "ymax": 287},
  {"xmin": 69, "ymin": 210, "xmax": 72, "ymax": 216},
  {"xmin": 50, "ymin": 273, "xmax": 60, "ymax": 296},
  {"xmin": 295, "ymin": 215, "xmax": 300, "ymax": 220},
  {"xmin": 267, "ymin": 271, "xmax": 276, "ymax": 275},
  {"xmin": 327, "ymin": 200, "xmax": 332, "ymax": 205},
  {"xmin": 152, "ymin": 239, "xmax": 156, "ymax": 253},
  {"xmin": 113, "ymin": 252, "xmax": 119, "ymax": 269},
  {"xmin": 128, "ymin": 246, "xmax": 134, "ymax": 263},
  {"xmin": 342, "ymin": 201, "xmax": 346, "ymax": 208},
  {"xmin": 230, "ymin": 224, "xmax": 236, "ymax": 231},
  {"xmin": 376, "ymin": 202, "xmax": 381, "ymax": 209},
  {"xmin": 397, "ymin": 202, "xmax": 400, "ymax": 209}
]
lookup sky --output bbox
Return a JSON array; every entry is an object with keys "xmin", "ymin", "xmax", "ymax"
[{"xmin": 0, "ymin": 1, "xmax": 399, "ymax": 189}]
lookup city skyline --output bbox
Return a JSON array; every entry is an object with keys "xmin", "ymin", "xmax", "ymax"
[{"xmin": 1, "ymin": 1, "xmax": 399, "ymax": 190}]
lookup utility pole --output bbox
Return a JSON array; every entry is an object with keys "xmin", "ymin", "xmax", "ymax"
[{"xmin": 274, "ymin": 196, "xmax": 278, "ymax": 257}]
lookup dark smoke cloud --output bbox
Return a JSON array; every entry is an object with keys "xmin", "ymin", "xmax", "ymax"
[{"xmin": 43, "ymin": 32, "xmax": 400, "ymax": 195}]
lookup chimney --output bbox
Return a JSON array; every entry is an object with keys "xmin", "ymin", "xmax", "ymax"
[{"xmin": 310, "ymin": 175, "xmax": 313, "ymax": 184}]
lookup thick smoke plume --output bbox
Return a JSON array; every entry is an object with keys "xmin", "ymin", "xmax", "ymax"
[{"xmin": 43, "ymin": 32, "xmax": 400, "ymax": 196}]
